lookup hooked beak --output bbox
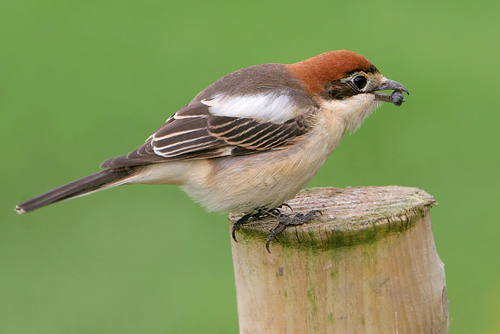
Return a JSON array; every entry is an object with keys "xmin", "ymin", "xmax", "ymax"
[{"xmin": 373, "ymin": 79, "xmax": 409, "ymax": 107}]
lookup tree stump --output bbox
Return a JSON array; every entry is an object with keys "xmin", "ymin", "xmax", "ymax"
[{"xmin": 229, "ymin": 186, "xmax": 448, "ymax": 334}]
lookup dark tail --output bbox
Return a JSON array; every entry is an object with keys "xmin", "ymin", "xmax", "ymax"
[{"xmin": 15, "ymin": 168, "xmax": 135, "ymax": 214}]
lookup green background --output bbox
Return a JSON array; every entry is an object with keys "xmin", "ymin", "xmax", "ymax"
[{"xmin": 1, "ymin": 0, "xmax": 498, "ymax": 333}]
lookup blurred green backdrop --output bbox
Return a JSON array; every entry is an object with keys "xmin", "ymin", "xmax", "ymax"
[{"xmin": 1, "ymin": 0, "xmax": 498, "ymax": 333}]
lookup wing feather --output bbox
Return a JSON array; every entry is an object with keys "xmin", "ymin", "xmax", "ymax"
[{"xmin": 100, "ymin": 99, "xmax": 313, "ymax": 169}]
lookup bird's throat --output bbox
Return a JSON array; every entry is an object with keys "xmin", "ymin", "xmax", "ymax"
[{"xmin": 320, "ymin": 94, "xmax": 382, "ymax": 133}]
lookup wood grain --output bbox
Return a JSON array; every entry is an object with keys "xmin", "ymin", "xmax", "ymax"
[{"xmin": 229, "ymin": 186, "xmax": 448, "ymax": 334}]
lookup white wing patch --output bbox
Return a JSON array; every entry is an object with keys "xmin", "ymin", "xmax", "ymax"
[{"xmin": 202, "ymin": 93, "xmax": 297, "ymax": 123}]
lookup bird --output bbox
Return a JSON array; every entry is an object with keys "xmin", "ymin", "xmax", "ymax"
[{"xmin": 15, "ymin": 50, "xmax": 409, "ymax": 251}]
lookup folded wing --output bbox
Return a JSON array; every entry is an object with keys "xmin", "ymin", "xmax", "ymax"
[{"xmin": 101, "ymin": 98, "xmax": 313, "ymax": 169}]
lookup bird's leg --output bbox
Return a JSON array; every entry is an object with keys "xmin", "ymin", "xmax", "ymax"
[{"xmin": 265, "ymin": 210, "xmax": 322, "ymax": 253}]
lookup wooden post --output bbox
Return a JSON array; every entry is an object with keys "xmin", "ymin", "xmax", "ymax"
[{"xmin": 229, "ymin": 186, "xmax": 448, "ymax": 334}]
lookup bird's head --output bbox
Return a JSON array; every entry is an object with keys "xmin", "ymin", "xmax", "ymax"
[
  {"xmin": 289, "ymin": 50, "xmax": 408, "ymax": 105},
  {"xmin": 288, "ymin": 50, "xmax": 409, "ymax": 131}
]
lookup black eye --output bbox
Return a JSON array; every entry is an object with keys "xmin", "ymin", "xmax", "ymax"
[{"xmin": 352, "ymin": 75, "xmax": 367, "ymax": 90}]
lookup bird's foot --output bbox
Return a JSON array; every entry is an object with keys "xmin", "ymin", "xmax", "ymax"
[
  {"xmin": 265, "ymin": 210, "xmax": 322, "ymax": 253},
  {"xmin": 232, "ymin": 205, "xmax": 320, "ymax": 251},
  {"xmin": 231, "ymin": 204, "xmax": 293, "ymax": 243}
]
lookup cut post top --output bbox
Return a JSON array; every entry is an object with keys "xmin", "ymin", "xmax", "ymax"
[{"xmin": 229, "ymin": 186, "xmax": 437, "ymax": 249}]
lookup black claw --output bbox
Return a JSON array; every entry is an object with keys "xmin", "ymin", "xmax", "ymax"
[
  {"xmin": 265, "ymin": 235, "xmax": 274, "ymax": 253},
  {"xmin": 231, "ymin": 214, "xmax": 252, "ymax": 243},
  {"xmin": 279, "ymin": 203, "xmax": 293, "ymax": 212},
  {"xmin": 265, "ymin": 223, "xmax": 287, "ymax": 253},
  {"xmin": 231, "ymin": 227, "xmax": 238, "ymax": 243}
]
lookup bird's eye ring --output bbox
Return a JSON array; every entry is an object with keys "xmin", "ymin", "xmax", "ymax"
[{"xmin": 352, "ymin": 75, "xmax": 367, "ymax": 90}]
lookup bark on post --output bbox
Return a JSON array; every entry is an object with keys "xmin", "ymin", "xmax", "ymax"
[{"xmin": 229, "ymin": 186, "xmax": 448, "ymax": 334}]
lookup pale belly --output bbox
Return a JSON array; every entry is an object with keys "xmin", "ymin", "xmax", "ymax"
[
  {"xmin": 184, "ymin": 152, "xmax": 326, "ymax": 213},
  {"xmin": 183, "ymin": 128, "xmax": 343, "ymax": 213}
]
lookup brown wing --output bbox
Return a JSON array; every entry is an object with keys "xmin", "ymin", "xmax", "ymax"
[
  {"xmin": 100, "ymin": 101, "xmax": 311, "ymax": 169},
  {"xmin": 207, "ymin": 115, "xmax": 308, "ymax": 155}
]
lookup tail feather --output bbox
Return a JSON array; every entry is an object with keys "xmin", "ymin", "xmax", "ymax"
[{"xmin": 15, "ymin": 168, "xmax": 135, "ymax": 214}]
